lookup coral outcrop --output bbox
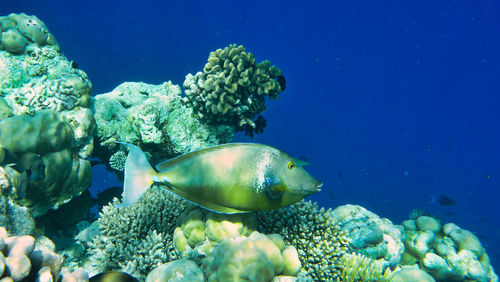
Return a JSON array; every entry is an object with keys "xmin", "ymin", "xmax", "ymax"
[
  {"xmin": 400, "ymin": 213, "xmax": 498, "ymax": 281},
  {"xmin": 0, "ymin": 111, "xmax": 92, "ymax": 216},
  {"xmin": 0, "ymin": 13, "xmax": 94, "ymax": 219},
  {"xmin": 183, "ymin": 44, "xmax": 284, "ymax": 136},
  {"xmin": 0, "ymin": 13, "xmax": 94, "ymax": 159},
  {"xmin": 92, "ymin": 81, "xmax": 234, "ymax": 163}
]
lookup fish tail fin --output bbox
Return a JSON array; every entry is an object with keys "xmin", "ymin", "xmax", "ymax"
[{"xmin": 116, "ymin": 143, "xmax": 156, "ymax": 208}]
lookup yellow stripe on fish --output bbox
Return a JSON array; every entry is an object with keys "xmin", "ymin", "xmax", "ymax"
[{"xmin": 118, "ymin": 143, "xmax": 322, "ymax": 214}]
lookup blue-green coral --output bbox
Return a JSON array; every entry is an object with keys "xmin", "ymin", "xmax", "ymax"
[{"xmin": 92, "ymin": 81, "xmax": 234, "ymax": 163}]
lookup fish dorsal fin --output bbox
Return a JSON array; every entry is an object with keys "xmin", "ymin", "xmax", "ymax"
[{"xmin": 155, "ymin": 143, "xmax": 265, "ymax": 171}]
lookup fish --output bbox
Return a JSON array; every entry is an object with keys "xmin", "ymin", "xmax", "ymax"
[
  {"xmin": 436, "ymin": 194, "xmax": 456, "ymax": 206},
  {"xmin": 118, "ymin": 143, "xmax": 322, "ymax": 214},
  {"xmin": 430, "ymin": 194, "xmax": 456, "ymax": 206},
  {"xmin": 89, "ymin": 271, "xmax": 138, "ymax": 282}
]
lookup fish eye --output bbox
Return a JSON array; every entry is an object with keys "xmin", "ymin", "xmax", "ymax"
[{"xmin": 287, "ymin": 162, "xmax": 296, "ymax": 170}]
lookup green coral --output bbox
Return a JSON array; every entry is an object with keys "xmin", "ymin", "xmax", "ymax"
[
  {"xmin": 339, "ymin": 253, "xmax": 392, "ymax": 281},
  {"xmin": 183, "ymin": 44, "xmax": 284, "ymax": 136},
  {"xmin": 172, "ymin": 206, "xmax": 257, "ymax": 261},
  {"xmin": 256, "ymin": 200, "xmax": 351, "ymax": 280},
  {"xmin": 202, "ymin": 231, "xmax": 302, "ymax": 281}
]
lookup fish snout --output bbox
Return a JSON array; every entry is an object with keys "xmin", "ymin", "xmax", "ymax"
[{"xmin": 314, "ymin": 181, "xmax": 323, "ymax": 192}]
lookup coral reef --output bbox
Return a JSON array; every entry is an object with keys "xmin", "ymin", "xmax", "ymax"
[
  {"xmin": 183, "ymin": 44, "xmax": 284, "ymax": 136},
  {"xmin": 0, "ymin": 13, "xmax": 94, "ymax": 219},
  {"xmin": 330, "ymin": 204, "xmax": 404, "ymax": 268},
  {"xmin": 0, "ymin": 13, "xmax": 94, "ymax": 159},
  {"xmin": 0, "ymin": 111, "xmax": 92, "ymax": 216},
  {"xmin": 0, "ymin": 227, "xmax": 62, "ymax": 281},
  {"xmin": 87, "ymin": 187, "xmax": 188, "ymax": 278},
  {"xmin": 256, "ymin": 200, "xmax": 351, "ymax": 280},
  {"xmin": 400, "ymin": 213, "xmax": 498, "ymax": 281},
  {"xmin": 92, "ymin": 81, "xmax": 234, "ymax": 163}
]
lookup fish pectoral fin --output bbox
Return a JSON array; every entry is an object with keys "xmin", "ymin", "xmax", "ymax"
[{"xmin": 266, "ymin": 189, "xmax": 284, "ymax": 200}]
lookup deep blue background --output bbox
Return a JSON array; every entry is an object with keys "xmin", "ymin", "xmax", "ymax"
[{"xmin": 3, "ymin": 0, "xmax": 499, "ymax": 268}]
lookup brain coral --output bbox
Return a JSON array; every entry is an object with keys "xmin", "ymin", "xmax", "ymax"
[
  {"xmin": 256, "ymin": 200, "xmax": 351, "ymax": 280},
  {"xmin": 183, "ymin": 44, "xmax": 284, "ymax": 136}
]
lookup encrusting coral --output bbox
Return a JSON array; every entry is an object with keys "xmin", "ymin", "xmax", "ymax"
[{"xmin": 183, "ymin": 44, "xmax": 285, "ymax": 136}]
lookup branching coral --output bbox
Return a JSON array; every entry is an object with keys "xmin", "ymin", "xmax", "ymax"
[
  {"xmin": 183, "ymin": 44, "xmax": 284, "ymax": 136},
  {"xmin": 256, "ymin": 200, "xmax": 351, "ymax": 280},
  {"xmin": 88, "ymin": 187, "xmax": 188, "ymax": 278},
  {"xmin": 339, "ymin": 253, "xmax": 392, "ymax": 281}
]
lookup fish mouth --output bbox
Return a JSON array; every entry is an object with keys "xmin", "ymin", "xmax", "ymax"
[{"xmin": 314, "ymin": 182, "xmax": 323, "ymax": 192}]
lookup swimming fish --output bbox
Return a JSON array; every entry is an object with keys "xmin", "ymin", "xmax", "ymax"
[
  {"xmin": 89, "ymin": 271, "xmax": 138, "ymax": 282},
  {"xmin": 119, "ymin": 143, "xmax": 322, "ymax": 214}
]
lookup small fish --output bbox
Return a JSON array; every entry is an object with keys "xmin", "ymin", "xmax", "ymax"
[
  {"xmin": 337, "ymin": 170, "xmax": 343, "ymax": 179},
  {"xmin": 430, "ymin": 194, "xmax": 456, "ymax": 206},
  {"xmin": 118, "ymin": 143, "xmax": 322, "ymax": 214},
  {"xmin": 89, "ymin": 271, "xmax": 138, "ymax": 282}
]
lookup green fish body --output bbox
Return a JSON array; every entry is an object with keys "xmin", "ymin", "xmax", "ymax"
[{"xmin": 119, "ymin": 143, "xmax": 322, "ymax": 213}]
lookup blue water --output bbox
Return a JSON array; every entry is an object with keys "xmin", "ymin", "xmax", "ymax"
[{"xmin": 4, "ymin": 0, "xmax": 499, "ymax": 268}]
